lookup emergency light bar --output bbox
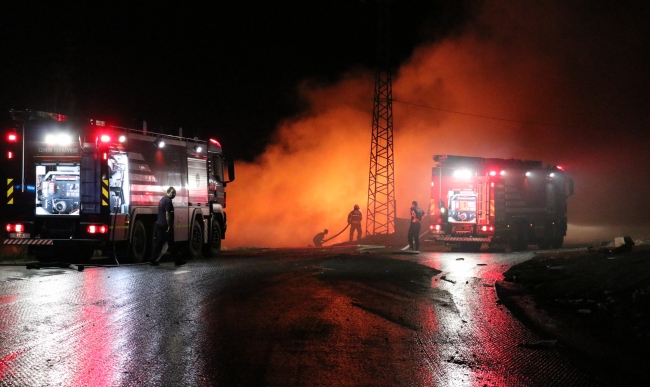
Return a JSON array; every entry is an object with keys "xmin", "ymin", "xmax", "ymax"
[{"xmin": 96, "ymin": 133, "xmax": 127, "ymax": 146}]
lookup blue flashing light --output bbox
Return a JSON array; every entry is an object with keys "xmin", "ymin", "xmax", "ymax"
[{"xmin": 26, "ymin": 185, "xmax": 36, "ymax": 191}]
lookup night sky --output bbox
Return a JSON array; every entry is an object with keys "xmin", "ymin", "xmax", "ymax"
[
  {"xmin": 1, "ymin": 0, "xmax": 459, "ymax": 160},
  {"xmin": 2, "ymin": 1, "xmax": 650, "ymax": 247}
]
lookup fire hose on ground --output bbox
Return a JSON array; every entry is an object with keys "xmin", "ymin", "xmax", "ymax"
[{"xmin": 321, "ymin": 224, "xmax": 350, "ymax": 244}]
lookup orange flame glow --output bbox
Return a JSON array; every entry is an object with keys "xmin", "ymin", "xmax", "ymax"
[{"xmin": 225, "ymin": 1, "xmax": 650, "ymax": 248}]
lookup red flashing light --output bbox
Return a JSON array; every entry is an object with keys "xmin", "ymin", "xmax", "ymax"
[
  {"xmin": 435, "ymin": 224, "xmax": 442, "ymax": 231},
  {"xmin": 209, "ymin": 138, "xmax": 221, "ymax": 147},
  {"xmin": 480, "ymin": 225, "xmax": 494, "ymax": 232},
  {"xmin": 556, "ymin": 165, "xmax": 564, "ymax": 171},
  {"xmin": 100, "ymin": 134, "xmax": 111, "ymax": 143},
  {"xmin": 87, "ymin": 224, "xmax": 108, "ymax": 234},
  {"xmin": 103, "ymin": 152, "xmax": 108, "ymax": 160},
  {"xmin": 7, "ymin": 151, "xmax": 13, "ymax": 159},
  {"xmin": 6, "ymin": 223, "xmax": 24, "ymax": 233},
  {"xmin": 7, "ymin": 132, "xmax": 18, "ymax": 142},
  {"xmin": 489, "ymin": 171, "xmax": 496, "ymax": 176}
]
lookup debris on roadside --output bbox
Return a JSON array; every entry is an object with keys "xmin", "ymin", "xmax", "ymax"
[
  {"xmin": 455, "ymin": 257, "xmax": 464, "ymax": 261},
  {"xmin": 589, "ymin": 236, "xmax": 635, "ymax": 255},
  {"xmin": 440, "ymin": 275, "xmax": 456, "ymax": 284}
]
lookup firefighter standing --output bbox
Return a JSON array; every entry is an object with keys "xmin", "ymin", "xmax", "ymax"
[
  {"xmin": 312, "ymin": 229, "xmax": 329, "ymax": 247},
  {"xmin": 150, "ymin": 187, "xmax": 186, "ymax": 266},
  {"xmin": 348, "ymin": 204, "xmax": 363, "ymax": 242},
  {"xmin": 408, "ymin": 200, "xmax": 426, "ymax": 251}
]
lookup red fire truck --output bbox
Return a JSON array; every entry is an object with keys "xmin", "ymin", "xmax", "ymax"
[
  {"xmin": 2, "ymin": 110, "xmax": 235, "ymax": 262},
  {"xmin": 429, "ymin": 154, "xmax": 573, "ymax": 251}
]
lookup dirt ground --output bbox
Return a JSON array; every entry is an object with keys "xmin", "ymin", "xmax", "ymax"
[{"xmin": 496, "ymin": 242, "xmax": 650, "ymax": 382}]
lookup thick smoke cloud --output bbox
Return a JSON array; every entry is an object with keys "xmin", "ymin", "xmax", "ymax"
[{"xmin": 224, "ymin": 0, "xmax": 650, "ymax": 248}]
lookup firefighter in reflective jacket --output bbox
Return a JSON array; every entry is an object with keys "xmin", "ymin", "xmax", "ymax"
[
  {"xmin": 348, "ymin": 204, "xmax": 363, "ymax": 242},
  {"xmin": 408, "ymin": 200, "xmax": 426, "ymax": 251}
]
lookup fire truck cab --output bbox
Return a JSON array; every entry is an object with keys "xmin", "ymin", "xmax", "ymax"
[
  {"xmin": 429, "ymin": 154, "xmax": 573, "ymax": 251},
  {"xmin": 2, "ymin": 109, "xmax": 235, "ymax": 262}
]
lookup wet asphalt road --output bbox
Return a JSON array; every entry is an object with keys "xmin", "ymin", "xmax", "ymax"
[{"xmin": 0, "ymin": 247, "xmax": 619, "ymax": 386}]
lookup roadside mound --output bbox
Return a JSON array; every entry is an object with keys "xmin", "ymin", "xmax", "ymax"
[{"xmin": 496, "ymin": 244, "xmax": 650, "ymax": 383}]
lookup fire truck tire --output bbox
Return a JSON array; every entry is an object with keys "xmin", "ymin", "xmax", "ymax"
[
  {"xmin": 130, "ymin": 219, "xmax": 151, "ymax": 263},
  {"xmin": 537, "ymin": 240, "xmax": 551, "ymax": 249},
  {"xmin": 551, "ymin": 235, "xmax": 564, "ymax": 249},
  {"xmin": 510, "ymin": 227, "xmax": 528, "ymax": 251},
  {"xmin": 203, "ymin": 221, "xmax": 222, "ymax": 257},
  {"xmin": 188, "ymin": 219, "xmax": 203, "ymax": 259}
]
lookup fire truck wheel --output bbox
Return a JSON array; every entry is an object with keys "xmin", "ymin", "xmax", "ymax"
[
  {"xmin": 551, "ymin": 235, "xmax": 564, "ymax": 249},
  {"xmin": 203, "ymin": 221, "xmax": 222, "ymax": 257},
  {"xmin": 510, "ymin": 227, "xmax": 528, "ymax": 251},
  {"xmin": 130, "ymin": 219, "xmax": 151, "ymax": 263},
  {"xmin": 188, "ymin": 219, "xmax": 203, "ymax": 259},
  {"xmin": 537, "ymin": 239, "xmax": 551, "ymax": 249}
]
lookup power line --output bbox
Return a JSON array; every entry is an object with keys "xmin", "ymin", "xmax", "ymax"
[{"xmin": 392, "ymin": 98, "xmax": 579, "ymax": 129}]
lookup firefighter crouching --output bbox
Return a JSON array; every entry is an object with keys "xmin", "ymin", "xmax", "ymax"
[
  {"xmin": 313, "ymin": 229, "xmax": 329, "ymax": 247},
  {"xmin": 348, "ymin": 204, "xmax": 363, "ymax": 242}
]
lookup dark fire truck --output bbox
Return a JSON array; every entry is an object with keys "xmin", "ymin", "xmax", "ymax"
[
  {"xmin": 2, "ymin": 110, "xmax": 235, "ymax": 262},
  {"xmin": 429, "ymin": 154, "xmax": 573, "ymax": 251}
]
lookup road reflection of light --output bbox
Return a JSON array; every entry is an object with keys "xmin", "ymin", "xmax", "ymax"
[
  {"xmin": 12, "ymin": 268, "xmax": 133, "ymax": 387},
  {"xmin": 408, "ymin": 251, "xmax": 538, "ymax": 386},
  {"xmin": 177, "ymin": 273, "xmax": 206, "ymax": 386},
  {"xmin": 157, "ymin": 270, "xmax": 207, "ymax": 386},
  {"xmin": 70, "ymin": 268, "xmax": 116, "ymax": 387}
]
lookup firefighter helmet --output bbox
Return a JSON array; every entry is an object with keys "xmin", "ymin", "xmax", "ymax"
[{"xmin": 354, "ymin": 204, "xmax": 359, "ymax": 210}]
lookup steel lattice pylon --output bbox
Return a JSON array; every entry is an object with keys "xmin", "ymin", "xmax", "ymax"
[{"xmin": 366, "ymin": 0, "xmax": 395, "ymax": 236}]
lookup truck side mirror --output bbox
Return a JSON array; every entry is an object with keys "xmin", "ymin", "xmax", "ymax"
[
  {"xmin": 567, "ymin": 178, "xmax": 574, "ymax": 196},
  {"xmin": 226, "ymin": 160, "xmax": 235, "ymax": 183}
]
